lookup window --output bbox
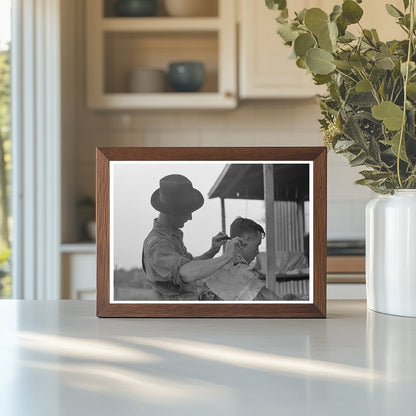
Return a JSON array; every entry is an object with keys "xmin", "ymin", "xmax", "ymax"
[{"xmin": 0, "ymin": 0, "xmax": 11, "ymax": 298}]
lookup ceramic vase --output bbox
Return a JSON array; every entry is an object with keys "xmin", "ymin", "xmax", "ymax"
[
  {"xmin": 366, "ymin": 189, "xmax": 416, "ymax": 317},
  {"xmin": 168, "ymin": 62, "xmax": 205, "ymax": 92}
]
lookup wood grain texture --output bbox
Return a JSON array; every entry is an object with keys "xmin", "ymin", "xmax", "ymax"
[
  {"xmin": 327, "ymin": 256, "xmax": 365, "ymax": 274},
  {"xmin": 96, "ymin": 147, "xmax": 327, "ymax": 318}
]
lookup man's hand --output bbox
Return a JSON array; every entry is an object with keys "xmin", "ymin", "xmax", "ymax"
[
  {"xmin": 210, "ymin": 232, "xmax": 230, "ymax": 253},
  {"xmin": 224, "ymin": 237, "xmax": 247, "ymax": 259}
]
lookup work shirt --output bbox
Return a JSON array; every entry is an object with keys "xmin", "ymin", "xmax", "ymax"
[
  {"xmin": 142, "ymin": 219, "xmax": 197, "ymax": 300},
  {"xmin": 202, "ymin": 254, "xmax": 266, "ymax": 301}
]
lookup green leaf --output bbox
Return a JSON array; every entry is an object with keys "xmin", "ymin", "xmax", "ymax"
[
  {"xmin": 344, "ymin": 114, "xmax": 367, "ymax": 147},
  {"xmin": 403, "ymin": 0, "xmax": 410, "ymax": 10},
  {"xmin": 393, "ymin": 60, "xmax": 402, "ymax": 79},
  {"xmin": 266, "ymin": 0, "xmax": 287, "ymax": 11},
  {"xmin": 304, "ymin": 8, "xmax": 329, "ymax": 35},
  {"xmin": 296, "ymin": 57, "xmax": 308, "ymax": 69},
  {"xmin": 360, "ymin": 170, "xmax": 391, "ymax": 181},
  {"xmin": 386, "ymin": 132, "xmax": 409, "ymax": 162},
  {"xmin": 350, "ymin": 151, "xmax": 367, "ymax": 167},
  {"xmin": 356, "ymin": 79, "xmax": 372, "ymax": 92},
  {"xmin": 407, "ymin": 82, "xmax": 416, "ymax": 99},
  {"xmin": 334, "ymin": 139, "xmax": 355, "ymax": 152},
  {"xmin": 369, "ymin": 136, "xmax": 382, "ymax": 163},
  {"xmin": 350, "ymin": 54, "xmax": 368, "ymax": 70},
  {"xmin": 296, "ymin": 8, "xmax": 307, "ymax": 23},
  {"xmin": 342, "ymin": 0, "xmax": 364, "ymax": 24},
  {"xmin": 339, "ymin": 31, "xmax": 356, "ymax": 43},
  {"xmin": 336, "ymin": 15, "xmax": 348, "ymax": 36},
  {"xmin": 375, "ymin": 55, "xmax": 395, "ymax": 70},
  {"xmin": 318, "ymin": 27, "xmax": 334, "ymax": 52},
  {"xmin": 306, "ymin": 48, "xmax": 336, "ymax": 75},
  {"xmin": 313, "ymin": 74, "xmax": 332, "ymax": 85},
  {"xmin": 371, "ymin": 29, "xmax": 380, "ymax": 43},
  {"xmin": 330, "ymin": 5, "xmax": 343, "ymax": 22},
  {"xmin": 333, "ymin": 60, "xmax": 353, "ymax": 70},
  {"xmin": 385, "ymin": 4, "xmax": 404, "ymax": 18},
  {"xmin": 372, "ymin": 101, "xmax": 404, "ymax": 131},
  {"xmin": 328, "ymin": 21, "xmax": 338, "ymax": 45},
  {"xmin": 276, "ymin": 14, "xmax": 287, "ymax": 24},
  {"xmin": 294, "ymin": 33, "xmax": 316, "ymax": 58},
  {"xmin": 363, "ymin": 29, "xmax": 376, "ymax": 46},
  {"xmin": 277, "ymin": 23, "xmax": 299, "ymax": 43},
  {"xmin": 348, "ymin": 92, "xmax": 377, "ymax": 107},
  {"xmin": 401, "ymin": 61, "xmax": 416, "ymax": 76}
]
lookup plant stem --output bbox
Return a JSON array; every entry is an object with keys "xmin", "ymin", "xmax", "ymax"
[
  {"xmin": 397, "ymin": 0, "xmax": 415, "ymax": 188},
  {"xmin": 334, "ymin": 68, "xmax": 358, "ymax": 84},
  {"xmin": 358, "ymin": 69, "xmax": 381, "ymax": 104}
]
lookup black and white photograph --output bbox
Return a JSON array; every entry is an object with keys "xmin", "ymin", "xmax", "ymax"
[{"xmin": 109, "ymin": 161, "xmax": 313, "ymax": 303}]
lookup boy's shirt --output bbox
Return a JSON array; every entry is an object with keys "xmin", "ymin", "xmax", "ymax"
[{"xmin": 201, "ymin": 254, "xmax": 265, "ymax": 301}]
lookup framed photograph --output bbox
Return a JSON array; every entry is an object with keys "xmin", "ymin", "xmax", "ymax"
[{"xmin": 96, "ymin": 147, "xmax": 327, "ymax": 318}]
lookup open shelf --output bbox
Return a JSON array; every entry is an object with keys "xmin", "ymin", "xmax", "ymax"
[
  {"xmin": 103, "ymin": 0, "xmax": 219, "ymax": 18},
  {"xmin": 104, "ymin": 31, "xmax": 218, "ymax": 94},
  {"xmin": 101, "ymin": 17, "xmax": 221, "ymax": 31},
  {"xmin": 86, "ymin": 0, "xmax": 236, "ymax": 109}
]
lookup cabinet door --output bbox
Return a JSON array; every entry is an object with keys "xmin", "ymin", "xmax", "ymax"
[
  {"xmin": 239, "ymin": 0, "xmax": 404, "ymax": 99},
  {"xmin": 62, "ymin": 253, "xmax": 96, "ymax": 300},
  {"xmin": 239, "ymin": 0, "xmax": 326, "ymax": 99}
]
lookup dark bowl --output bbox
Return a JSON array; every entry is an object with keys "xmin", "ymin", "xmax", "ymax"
[
  {"xmin": 114, "ymin": 0, "xmax": 158, "ymax": 17},
  {"xmin": 168, "ymin": 62, "xmax": 205, "ymax": 93}
]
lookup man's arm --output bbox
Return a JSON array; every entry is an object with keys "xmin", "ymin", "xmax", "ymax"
[
  {"xmin": 179, "ymin": 237, "xmax": 244, "ymax": 283},
  {"xmin": 193, "ymin": 231, "xmax": 229, "ymax": 260}
]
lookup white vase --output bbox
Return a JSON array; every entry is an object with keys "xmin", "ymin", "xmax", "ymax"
[{"xmin": 366, "ymin": 189, "xmax": 416, "ymax": 317}]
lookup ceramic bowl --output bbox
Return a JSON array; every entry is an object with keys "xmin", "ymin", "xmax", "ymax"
[
  {"xmin": 164, "ymin": 0, "xmax": 217, "ymax": 17},
  {"xmin": 114, "ymin": 0, "xmax": 158, "ymax": 17},
  {"xmin": 128, "ymin": 68, "xmax": 167, "ymax": 93},
  {"xmin": 168, "ymin": 62, "xmax": 205, "ymax": 92}
]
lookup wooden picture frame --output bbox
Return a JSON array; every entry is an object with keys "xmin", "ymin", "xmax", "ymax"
[{"xmin": 96, "ymin": 147, "xmax": 327, "ymax": 318}]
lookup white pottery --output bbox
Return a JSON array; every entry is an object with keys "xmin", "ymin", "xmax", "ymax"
[
  {"xmin": 128, "ymin": 68, "xmax": 167, "ymax": 93},
  {"xmin": 366, "ymin": 189, "xmax": 416, "ymax": 317},
  {"xmin": 164, "ymin": 0, "xmax": 218, "ymax": 17},
  {"xmin": 86, "ymin": 221, "xmax": 96, "ymax": 241}
]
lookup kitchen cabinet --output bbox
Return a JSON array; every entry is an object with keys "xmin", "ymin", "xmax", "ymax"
[
  {"xmin": 86, "ymin": 0, "xmax": 237, "ymax": 109},
  {"xmin": 238, "ymin": 0, "xmax": 404, "ymax": 99},
  {"xmin": 61, "ymin": 245, "xmax": 96, "ymax": 300},
  {"xmin": 238, "ymin": 0, "xmax": 325, "ymax": 99}
]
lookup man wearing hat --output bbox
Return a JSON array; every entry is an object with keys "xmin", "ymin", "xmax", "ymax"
[{"xmin": 142, "ymin": 174, "xmax": 244, "ymax": 300}]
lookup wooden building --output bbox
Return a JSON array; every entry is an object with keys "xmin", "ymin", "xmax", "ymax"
[{"xmin": 208, "ymin": 163, "xmax": 310, "ymax": 296}]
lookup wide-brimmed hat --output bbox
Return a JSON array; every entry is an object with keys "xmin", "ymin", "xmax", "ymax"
[{"xmin": 151, "ymin": 174, "xmax": 204, "ymax": 215}]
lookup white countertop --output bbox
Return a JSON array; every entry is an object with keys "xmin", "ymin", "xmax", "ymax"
[{"xmin": 0, "ymin": 300, "xmax": 415, "ymax": 415}]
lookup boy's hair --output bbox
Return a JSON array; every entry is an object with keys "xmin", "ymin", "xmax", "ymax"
[{"xmin": 230, "ymin": 217, "xmax": 265, "ymax": 239}]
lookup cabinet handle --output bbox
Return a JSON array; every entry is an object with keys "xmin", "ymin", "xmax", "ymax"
[{"xmin": 225, "ymin": 91, "xmax": 234, "ymax": 99}]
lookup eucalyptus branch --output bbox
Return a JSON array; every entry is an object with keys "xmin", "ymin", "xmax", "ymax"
[
  {"xmin": 390, "ymin": 79, "xmax": 398, "ymax": 101},
  {"xmin": 397, "ymin": 0, "xmax": 415, "ymax": 188},
  {"xmin": 334, "ymin": 68, "xmax": 358, "ymax": 84},
  {"xmin": 358, "ymin": 69, "xmax": 381, "ymax": 104},
  {"xmin": 393, "ymin": 85, "xmax": 404, "ymax": 103}
]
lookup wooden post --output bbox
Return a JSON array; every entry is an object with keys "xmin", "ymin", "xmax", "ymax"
[
  {"xmin": 220, "ymin": 197, "xmax": 226, "ymax": 234},
  {"xmin": 297, "ymin": 200, "xmax": 305, "ymax": 252},
  {"xmin": 263, "ymin": 164, "xmax": 276, "ymax": 293}
]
